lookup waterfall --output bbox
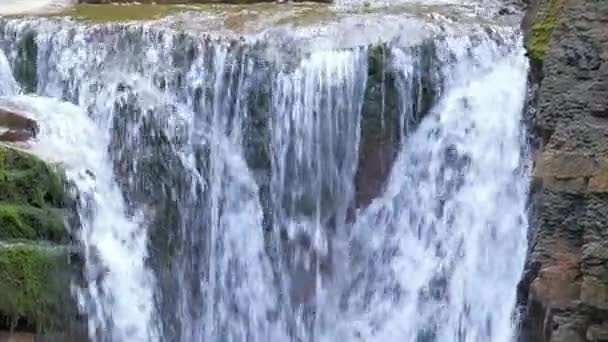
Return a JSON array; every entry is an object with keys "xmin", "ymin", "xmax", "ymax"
[
  {"xmin": 270, "ymin": 48, "xmax": 368, "ymax": 340},
  {"xmin": 339, "ymin": 34, "xmax": 529, "ymax": 342},
  {"xmin": 0, "ymin": 50, "xmax": 17, "ymax": 95},
  {"xmin": 0, "ymin": 95, "xmax": 160, "ymax": 341},
  {"xmin": 0, "ymin": 12, "xmax": 529, "ymax": 342},
  {"xmin": 0, "ymin": 23, "xmax": 174, "ymax": 340}
]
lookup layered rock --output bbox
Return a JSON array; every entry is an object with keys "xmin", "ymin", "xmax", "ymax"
[{"xmin": 520, "ymin": 0, "xmax": 608, "ymax": 341}]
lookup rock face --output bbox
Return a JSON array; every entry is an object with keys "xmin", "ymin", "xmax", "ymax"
[{"xmin": 520, "ymin": 0, "xmax": 608, "ymax": 341}]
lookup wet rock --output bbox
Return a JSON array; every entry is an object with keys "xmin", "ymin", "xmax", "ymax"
[
  {"xmin": 587, "ymin": 323, "xmax": 608, "ymax": 342},
  {"xmin": 0, "ymin": 108, "xmax": 38, "ymax": 144}
]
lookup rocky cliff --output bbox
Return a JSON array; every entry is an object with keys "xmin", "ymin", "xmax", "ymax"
[{"xmin": 521, "ymin": 0, "xmax": 608, "ymax": 341}]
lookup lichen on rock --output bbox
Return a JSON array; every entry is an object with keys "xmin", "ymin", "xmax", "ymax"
[{"xmin": 524, "ymin": 0, "xmax": 563, "ymax": 66}]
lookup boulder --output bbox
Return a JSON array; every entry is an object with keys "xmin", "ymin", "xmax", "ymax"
[
  {"xmin": 0, "ymin": 108, "xmax": 38, "ymax": 144},
  {"xmin": 0, "ymin": 146, "xmax": 80, "ymax": 338}
]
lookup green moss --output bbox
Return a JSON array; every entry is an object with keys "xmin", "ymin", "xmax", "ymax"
[
  {"xmin": 0, "ymin": 146, "xmax": 72, "ymax": 332},
  {"xmin": 0, "ymin": 146, "xmax": 65, "ymax": 209},
  {"xmin": 0, "ymin": 245, "xmax": 67, "ymax": 331},
  {"xmin": 54, "ymin": 3, "xmax": 240, "ymax": 22},
  {"xmin": 60, "ymin": 4, "xmax": 188, "ymax": 22},
  {"xmin": 0, "ymin": 204, "xmax": 65, "ymax": 243},
  {"xmin": 528, "ymin": 0, "xmax": 562, "ymax": 64}
]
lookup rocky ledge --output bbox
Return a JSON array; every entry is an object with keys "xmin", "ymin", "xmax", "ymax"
[{"xmin": 520, "ymin": 0, "xmax": 608, "ymax": 341}]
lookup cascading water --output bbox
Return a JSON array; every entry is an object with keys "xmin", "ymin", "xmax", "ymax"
[
  {"xmin": 0, "ymin": 2, "xmax": 529, "ymax": 341},
  {"xmin": 0, "ymin": 50, "xmax": 17, "ymax": 95},
  {"xmin": 339, "ymin": 34, "xmax": 529, "ymax": 342},
  {"xmin": 269, "ymin": 49, "xmax": 368, "ymax": 341},
  {"xmin": 0, "ymin": 94, "xmax": 160, "ymax": 341}
]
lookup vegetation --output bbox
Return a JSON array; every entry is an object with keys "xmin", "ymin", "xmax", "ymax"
[
  {"xmin": 0, "ymin": 204, "xmax": 65, "ymax": 242},
  {"xmin": 0, "ymin": 245, "xmax": 69, "ymax": 332},
  {"xmin": 528, "ymin": 0, "xmax": 562, "ymax": 64},
  {"xmin": 59, "ymin": 4, "xmax": 195, "ymax": 22},
  {"xmin": 0, "ymin": 146, "xmax": 65, "ymax": 209},
  {"xmin": 0, "ymin": 146, "xmax": 71, "ymax": 333}
]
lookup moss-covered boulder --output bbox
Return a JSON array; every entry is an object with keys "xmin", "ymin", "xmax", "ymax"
[
  {"xmin": 0, "ymin": 205, "xmax": 65, "ymax": 242},
  {"xmin": 0, "ymin": 146, "xmax": 65, "ymax": 210},
  {"xmin": 0, "ymin": 146, "xmax": 77, "ymax": 336},
  {"xmin": 0, "ymin": 244, "xmax": 69, "ymax": 331}
]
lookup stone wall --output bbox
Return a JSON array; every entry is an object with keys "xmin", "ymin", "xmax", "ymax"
[{"xmin": 520, "ymin": 0, "xmax": 608, "ymax": 341}]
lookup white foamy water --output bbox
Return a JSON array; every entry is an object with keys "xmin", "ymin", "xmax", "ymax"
[
  {"xmin": 269, "ymin": 48, "xmax": 368, "ymax": 341},
  {"xmin": 0, "ymin": 50, "xmax": 18, "ymax": 95},
  {"xmin": 336, "ymin": 36, "xmax": 530, "ymax": 342},
  {"xmin": 0, "ymin": 95, "xmax": 159, "ymax": 342}
]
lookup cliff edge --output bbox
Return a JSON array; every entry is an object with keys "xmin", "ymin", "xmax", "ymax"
[{"xmin": 521, "ymin": 0, "xmax": 608, "ymax": 341}]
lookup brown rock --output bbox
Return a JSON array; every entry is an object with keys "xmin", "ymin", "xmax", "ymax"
[
  {"xmin": 530, "ymin": 265, "xmax": 581, "ymax": 305},
  {"xmin": 0, "ymin": 108, "xmax": 38, "ymax": 143},
  {"xmin": 581, "ymin": 276, "xmax": 608, "ymax": 307},
  {"xmin": 0, "ymin": 332, "xmax": 34, "ymax": 342},
  {"xmin": 581, "ymin": 241, "xmax": 608, "ymax": 278},
  {"xmin": 535, "ymin": 152, "xmax": 603, "ymax": 180},
  {"xmin": 588, "ymin": 168, "xmax": 608, "ymax": 193},
  {"xmin": 354, "ymin": 140, "xmax": 394, "ymax": 209}
]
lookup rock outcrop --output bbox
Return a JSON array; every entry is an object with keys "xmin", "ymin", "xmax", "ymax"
[{"xmin": 520, "ymin": 0, "xmax": 608, "ymax": 341}]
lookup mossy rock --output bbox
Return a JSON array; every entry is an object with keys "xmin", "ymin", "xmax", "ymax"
[
  {"xmin": 0, "ymin": 244, "xmax": 73, "ymax": 332},
  {"xmin": 0, "ymin": 204, "xmax": 66, "ymax": 243},
  {"xmin": 0, "ymin": 146, "xmax": 65, "ymax": 209},
  {"xmin": 13, "ymin": 29, "xmax": 38, "ymax": 94},
  {"xmin": 526, "ymin": 0, "xmax": 563, "ymax": 65},
  {"xmin": 0, "ymin": 146, "xmax": 75, "ymax": 334}
]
